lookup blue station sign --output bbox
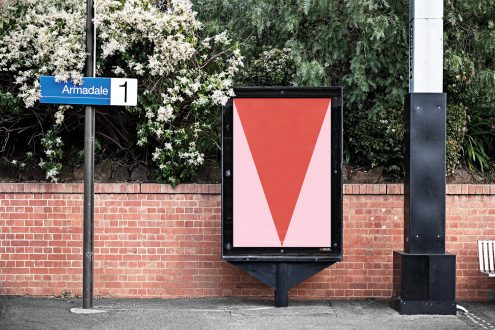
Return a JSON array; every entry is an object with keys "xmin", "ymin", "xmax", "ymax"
[{"xmin": 39, "ymin": 75, "xmax": 137, "ymax": 106}]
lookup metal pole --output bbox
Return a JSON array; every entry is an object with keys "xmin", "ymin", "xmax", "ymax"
[
  {"xmin": 392, "ymin": 0, "xmax": 455, "ymax": 315},
  {"xmin": 83, "ymin": 0, "xmax": 95, "ymax": 309}
]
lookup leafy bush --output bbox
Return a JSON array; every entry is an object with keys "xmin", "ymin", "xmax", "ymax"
[
  {"xmin": 464, "ymin": 107, "xmax": 494, "ymax": 172},
  {"xmin": 0, "ymin": 0, "xmax": 242, "ymax": 184},
  {"xmin": 2, "ymin": 0, "xmax": 494, "ymax": 183},
  {"xmin": 194, "ymin": 0, "xmax": 495, "ymax": 178},
  {"xmin": 349, "ymin": 105, "xmax": 404, "ymax": 179},
  {"xmin": 444, "ymin": 0, "xmax": 495, "ymax": 173},
  {"xmin": 193, "ymin": 0, "xmax": 409, "ymax": 178}
]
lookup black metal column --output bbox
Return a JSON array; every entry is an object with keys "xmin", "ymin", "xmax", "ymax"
[
  {"xmin": 392, "ymin": 93, "xmax": 456, "ymax": 315},
  {"xmin": 404, "ymin": 94, "xmax": 446, "ymax": 254}
]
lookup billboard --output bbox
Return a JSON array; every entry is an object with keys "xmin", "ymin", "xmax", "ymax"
[{"xmin": 222, "ymin": 88, "xmax": 342, "ymax": 261}]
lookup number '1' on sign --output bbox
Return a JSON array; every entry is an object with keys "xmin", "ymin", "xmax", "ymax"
[{"xmin": 111, "ymin": 78, "xmax": 137, "ymax": 106}]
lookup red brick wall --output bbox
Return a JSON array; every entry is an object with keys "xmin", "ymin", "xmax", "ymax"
[{"xmin": 0, "ymin": 183, "xmax": 494, "ymax": 300}]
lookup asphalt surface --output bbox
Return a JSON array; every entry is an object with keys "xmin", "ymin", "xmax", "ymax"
[{"xmin": 0, "ymin": 296, "xmax": 494, "ymax": 329}]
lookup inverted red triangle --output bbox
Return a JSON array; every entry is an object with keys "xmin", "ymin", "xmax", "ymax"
[{"xmin": 235, "ymin": 98, "xmax": 330, "ymax": 245}]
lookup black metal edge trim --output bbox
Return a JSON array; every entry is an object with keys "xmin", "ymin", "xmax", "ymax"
[
  {"xmin": 233, "ymin": 86, "xmax": 343, "ymax": 99},
  {"xmin": 224, "ymin": 256, "xmax": 343, "ymax": 262}
]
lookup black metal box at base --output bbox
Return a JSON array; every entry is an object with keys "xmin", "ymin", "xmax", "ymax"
[{"xmin": 392, "ymin": 251, "xmax": 456, "ymax": 315}]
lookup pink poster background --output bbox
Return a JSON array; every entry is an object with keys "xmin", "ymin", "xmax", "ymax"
[{"xmin": 233, "ymin": 101, "xmax": 331, "ymax": 247}]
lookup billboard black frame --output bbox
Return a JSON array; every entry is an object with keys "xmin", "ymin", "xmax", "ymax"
[{"xmin": 221, "ymin": 87, "xmax": 343, "ymax": 262}]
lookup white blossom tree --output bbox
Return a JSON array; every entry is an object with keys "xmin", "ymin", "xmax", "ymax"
[{"xmin": 0, "ymin": 0, "xmax": 243, "ymax": 184}]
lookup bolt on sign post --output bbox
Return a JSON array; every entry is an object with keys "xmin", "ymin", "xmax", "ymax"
[
  {"xmin": 392, "ymin": 0, "xmax": 456, "ymax": 315},
  {"xmin": 222, "ymin": 87, "xmax": 343, "ymax": 307},
  {"xmin": 39, "ymin": 0, "xmax": 138, "ymax": 309}
]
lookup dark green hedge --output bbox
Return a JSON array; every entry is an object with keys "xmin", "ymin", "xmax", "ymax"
[{"xmin": 193, "ymin": 0, "xmax": 495, "ymax": 177}]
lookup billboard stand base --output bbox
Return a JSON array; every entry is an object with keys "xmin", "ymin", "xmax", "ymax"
[
  {"xmin": 275, "ymin": 263, "xmax": 289, "ymax": 307},
  {"xmin": 230, "ymin": 261, "xmax": 335, "ymax": 307}
]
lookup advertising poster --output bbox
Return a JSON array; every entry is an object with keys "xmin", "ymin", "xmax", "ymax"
[{"xmin": 233, "ymin": 98, "xmax": 331, "ymax": 247}]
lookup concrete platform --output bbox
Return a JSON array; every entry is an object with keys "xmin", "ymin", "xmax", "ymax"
[{"xmin": 0, "ymin": 296, "xmax": 493, "ymax": 329}]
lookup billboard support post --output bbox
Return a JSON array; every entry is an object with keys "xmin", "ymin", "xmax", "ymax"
[
  {"xmin": 222, "ymin": 87, "xmax": 343, "ymax": 307},
  {"xmin": 275, "ymin": 263, "xmax": 289, "ymax": 307}
]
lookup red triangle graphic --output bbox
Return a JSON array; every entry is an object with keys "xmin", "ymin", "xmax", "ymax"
[{"xmin": 235, "ymin": 98, "xmax": 330, "ymax": 245}]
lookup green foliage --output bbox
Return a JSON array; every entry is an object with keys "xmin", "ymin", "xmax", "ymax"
[
  {"xmin": 464, "ymin": 107, "xmax": 494, "ymax": 172},
  {"xmin": 0, "ymin": 92, "xmax": 22, "ymax": 114},
  {"xmin": 194, "ymin": 0, "xmax": 495, "ymax": 178},
  {"xmin": 444, "ymin": 0, "xmax": 495, "ymax": 172},
  {"xmin": 446, "ymin": 104, "xmax": 467, "ymax": 174},
  {"xmin": 243, "ymin": 47, "xmax": 295, "ymax": 86},
  {"xmin": 2, "ymin": 0, "xmax": 494, "ymax": 182},
  {"xmin": 349, "ymin": 105, "xmax": 404, "ymax": 179}
]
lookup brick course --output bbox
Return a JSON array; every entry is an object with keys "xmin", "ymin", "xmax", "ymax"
[{"xmin": 0, "ymin": 183, "xmax": 494, "ymax": 300}]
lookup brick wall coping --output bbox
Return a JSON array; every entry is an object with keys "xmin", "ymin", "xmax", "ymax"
[{"xmin": 0, "ymin": 182, "xmax": 493, "ymax": 195}]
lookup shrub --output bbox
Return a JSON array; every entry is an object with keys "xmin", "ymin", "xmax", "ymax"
[
  {"xmin": 0, "ymin": 0, "xmax": 242, "ymax": 184},
  {"xmin": 194, "ymin": 0, "xmax": 495, "ymax": 178},
  {"xmin": 443, "ymin": 0, "xmax": 495, "ymax": 172}
]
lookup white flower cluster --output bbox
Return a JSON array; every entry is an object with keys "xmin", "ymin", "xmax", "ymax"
[
  {"xmin": 45, "ymin": 167, "xmax": 60, "ymax": 182},
  {"xmin": 0, "ymin": 0, "xmax": 205, "ymax": 107},
  {"xmin": 0, "ymin": 0, "xmax": 86, "ymax": 107},
  {"xmin": 253, "ymin": 48, "xmax": 292, "ymax": 72},
  {"xmin": 38, "ymin": 130, "xmax": 64, "ymax": 183},
  {"xmin": 10, "ymin": 159, "xmax": 26, "ymax": 168},
  {"xmin": 124, "ymin": 3, "xmax": 243, "ymax": 183},
  {"xmin": 95, "ymin": 0, "xmax": 200, "ymax": 77},
  {"xmin": 54, "ymin": 105, "xmax": 72, "ymax": 126}
]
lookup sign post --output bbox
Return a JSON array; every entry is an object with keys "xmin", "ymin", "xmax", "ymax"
[
  {"xmin": 392, "ymin": 0, "xmax": 456, "ymax": 315},
  {"xmin": 83, "ymin": 0, "xmax": 96, "ymax": 309},
  {"xmin": 39, "ymin": 0, "xmax": 137, "ymax": 310},
  {"xmin": 222, "ymin": 87, "xmax": 343, "ymax": 307}
]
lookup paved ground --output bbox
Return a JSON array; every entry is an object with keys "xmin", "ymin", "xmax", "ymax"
[{"xmin": 0, "ymin": 296, "xmax": 494, "ymax": 329}]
